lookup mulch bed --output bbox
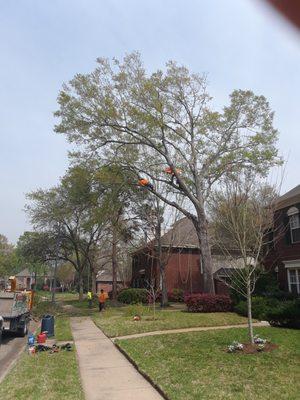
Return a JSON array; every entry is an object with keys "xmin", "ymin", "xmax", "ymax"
[{"xmin": 239, "ymin": 343, "xmax": 278, "ymax": 354}]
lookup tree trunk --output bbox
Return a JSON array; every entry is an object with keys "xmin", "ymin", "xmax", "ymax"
[
  {"xmin": 78, "ymin": 273, "xmax": 83, "ymax": 301},
  {"xmin": 193, "ymin": 215, "xmax": 215, "ymax": 294},
  {"xmin": 91, "ymin": 268, "xmax": 97, "ymax": 295},
  {"xmin": 160, "ymin": 264, "xmax": 168, "ymax": 307},
  {"xmin": 154, "ymin": 218, "xmax": 168, "ymax": 307},
  {"xmin": 112, "ymin": 226, "xmax": 118, "ymax": 301},
  {"xmin": 247, "ymin": 279, "xmax": 254, "ymax": 344}
]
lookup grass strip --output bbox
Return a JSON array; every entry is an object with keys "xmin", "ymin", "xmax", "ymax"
[
  {"xmin": 0, "ymin": 317, "xmax": 83, "ymax": 400},
  {"xmin": 93, "ymin": 307, "xmax": 251, "ymax": 337}
]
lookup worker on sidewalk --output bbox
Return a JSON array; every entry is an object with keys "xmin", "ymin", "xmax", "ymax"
[
  {"xmin": 98, "ymin": 289, "xmax": 108, "ymax": 312},
  {"xmin": 87, "ymin": 291, "xmax": 93, "ymax": 308}
]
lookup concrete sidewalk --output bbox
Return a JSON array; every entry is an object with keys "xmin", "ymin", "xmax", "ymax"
[
  {"xmin": 112, "ymin": 321, "xmax": 269, "ymax": 341},
  {"xmin": 71, "ymin": 317, "xmax": 163, "ymax": 400}
]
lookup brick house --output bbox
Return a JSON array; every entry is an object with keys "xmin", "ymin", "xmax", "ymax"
[
  {"xmin": 96, "ymin": 270, "xmax": 122, "ymax": 293},
  {"xmin": 15, "ymin": 268, "xmax": 35, "ymax": 290},
  {"xmin": 14, "ymin": 268, "xmax": 51, "ymax": 290},
  {"xmin": 264, "ymin": 184, "xmax": 300, "ymax": 295},
  {"xmin": 131, "ymin": 217, "xmax": 241, "ymax": 295}
]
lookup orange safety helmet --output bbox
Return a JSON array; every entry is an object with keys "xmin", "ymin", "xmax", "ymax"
[{"xmin": 138, "ymin": 178, "xmax": 150, "ymax": 186}]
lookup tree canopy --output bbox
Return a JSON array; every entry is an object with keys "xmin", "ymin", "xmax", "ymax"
[{"xmin": 54, "ymin": 53, "xmax": 282, "ymax": 293}]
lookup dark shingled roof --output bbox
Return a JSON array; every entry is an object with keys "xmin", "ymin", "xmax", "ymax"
[
  {"xmin": 96, "ymin": 270, "xmax": 122, "ymax": 282},
  {"xmin": 15, "ymin": 268, "xmax": 33, "ymax": 277},
  {"xmin": 214, "ymin": 267, "xmax": 237, "ymax": 278},
  {"xmin": 276, "ymin": 184, "xmax": 300, "ymax": 210},
  {"xmin": 159, "ymin": 217, "xmax": 199, "ymax": 248}
]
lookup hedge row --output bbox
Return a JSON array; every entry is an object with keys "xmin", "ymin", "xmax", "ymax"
[
  {"xmin": 117, "ymin": 288, "xmax": 187, "ymax": 304},
  {"xmin": 168, "ymin": 288, "xmax": 185, "ymax": 302},
  {"xmin": 117, "ymin": 288, "xmax": 148, "ymax": 304},
  {"xmin": 184, "ymin": 294, "xmax": 232, "ymax": 312},
  {"xmin": 234, "ymin": 297, "xmax": 300, "ymax": 328}
]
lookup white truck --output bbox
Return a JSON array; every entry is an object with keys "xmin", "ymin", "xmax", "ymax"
[{"xmin": 0, "ymin": 291, "xmax": 32, "ymax": 339}]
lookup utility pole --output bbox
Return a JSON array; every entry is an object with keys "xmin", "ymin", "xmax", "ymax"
[{"xmin": 52, "ymin": 224, "xmax": 61, "ymax": 303}]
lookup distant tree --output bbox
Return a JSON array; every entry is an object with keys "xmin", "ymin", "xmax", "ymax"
[
  {"xmin": 0, "ymin": 234, "xmax": 18, "ymax": 279},
  {"xmin": 96, "ymin": 165, "xmax": 138, "ymax": 300},
  {"xmin": 25, "ymin": 166, "xmax": 108, "ymax": 300},
  {"xmin": 16, "ymin": 231, "xmax": 50, "ymax": 289},
  {"xmin": 55, "ymin": 53, "xmax": 282, "ymax": 293},
  {"xmin": 56, "ymin": 262, "xmax": 75, "ymax": 291}
]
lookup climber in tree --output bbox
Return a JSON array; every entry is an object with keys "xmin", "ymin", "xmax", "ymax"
[{"xmin": 138, "ymin": 177, "xmax": 154, "ymax": 191}]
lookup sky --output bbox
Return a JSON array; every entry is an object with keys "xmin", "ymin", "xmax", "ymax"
[{"xmin": 0, "ymin": 0, "xmax": 299, "ymax": 243}]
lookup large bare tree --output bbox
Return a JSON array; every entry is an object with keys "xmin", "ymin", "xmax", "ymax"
[{"xmin": 55, "ymin": 53, "xmax": 281, "ymax": 293}]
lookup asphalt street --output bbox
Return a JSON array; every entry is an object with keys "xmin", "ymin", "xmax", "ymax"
[{"xmin": 0, "ymin": 321, "xmax": 37, "ymax": 383}]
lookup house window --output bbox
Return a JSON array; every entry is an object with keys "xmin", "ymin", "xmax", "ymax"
[
  {"xmin": 287, "ymin": 207, "xmax": 300, "ymax": 244},
  {"xmin": 287, "ymin": 268, "xmax": 300, "ymax": 295}
]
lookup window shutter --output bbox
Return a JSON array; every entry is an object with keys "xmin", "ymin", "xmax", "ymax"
[{"xmin": 283, "ymin": 214, "xmax": 291, "ymax": 245}]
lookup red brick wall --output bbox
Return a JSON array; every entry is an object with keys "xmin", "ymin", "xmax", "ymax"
[
  {"xmin": 165, "ymin": 249, "xmax": 203, "ymax": 293},
  {"xmin": 132, "ymin": 248, "xmax": 203, "ymax": 294},
  {"xmin": 96, "ymin": 282, "xmax": 112, "ymax": 293},
  {"xmin": 264, "ymin": 204, "xmax": 300, "ymax": 291}
]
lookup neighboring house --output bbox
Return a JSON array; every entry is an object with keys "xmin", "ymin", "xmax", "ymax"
[
  {"xmin": 15, "ymin": 268, "xmax": 35, "ymax": 290},
  {"xmin": 264, "ymin": 184, "xmax": 300, "ymax": 295},
  {"xmin": 96, "ymin": 270, "xmax": 122, "ymax": 293},
  {"xmin": 131, "ymin": 217, "xmax": 241, "ymax": 294},
  {"xmin": 14, "ymin": 268, "xmax": 51, "ymax": 291}
]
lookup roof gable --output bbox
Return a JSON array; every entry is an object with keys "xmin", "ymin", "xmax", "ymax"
[
  {"xmin": 15, "ymin": 268, "xmax": 32, "ymax": 277},
  {"xmin": 276, "ymin": 185, "xmax": 300, "ymax": 210},
  {"xmin": 159, "ymin": 217, "xmax": 199, "ymax": 248}
]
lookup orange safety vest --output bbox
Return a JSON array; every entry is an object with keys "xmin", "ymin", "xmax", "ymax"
[
  {"xmin": 164, "ymin": 167, "xmax": 181, "ymax": 175},
  {"xmin": 98, "ymin": 292, "xmax": 107, "ymax": 303}
]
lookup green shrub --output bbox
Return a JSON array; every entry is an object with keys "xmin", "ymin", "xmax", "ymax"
[
  {"xmin": 168, "ymin": 288, "xmax": 185, "ymax": 302},
  {"xmin": 117, "ymin": 288, "xmax": 148, "ymax": 304},
  {"xmin": 234, "ymin": 296, "xmax": 279, "ymax": 320},
  {"xmin": 254, "ymin": 272, "xmax": 280, "ymax": 296},
  {"xmin": 229, "ymin": 272, "xmax": 284, "ymax": 305},
  {"xmin": 265, "ymin": 299, "xmax": 300, "ymax": 328},
  {"xmin": 229, "ymin": 288, "xmax": 244, "ymax": 305},
  {"xmin": 235, "ymin": 296, "xmax": 300, "ymax": 328}
]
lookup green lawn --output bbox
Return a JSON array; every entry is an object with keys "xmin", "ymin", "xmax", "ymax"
[
  {"xmin": 36, "ymin": 290, "xmax": 80, "ymax": 301},
  {"xmin": 93, "ymin": 305, "xmax": 250, "ymax": 337},
  {"xmin": 0, "ymin": 317, "xmax": 83, "ymax": 400},
  {"xmin": 118, "ymin": 327, "xmax": 300, "ymax": 400},
  {"xmin": 54, "ymin": 316, "xmax": 73, "ymax": 341}
]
